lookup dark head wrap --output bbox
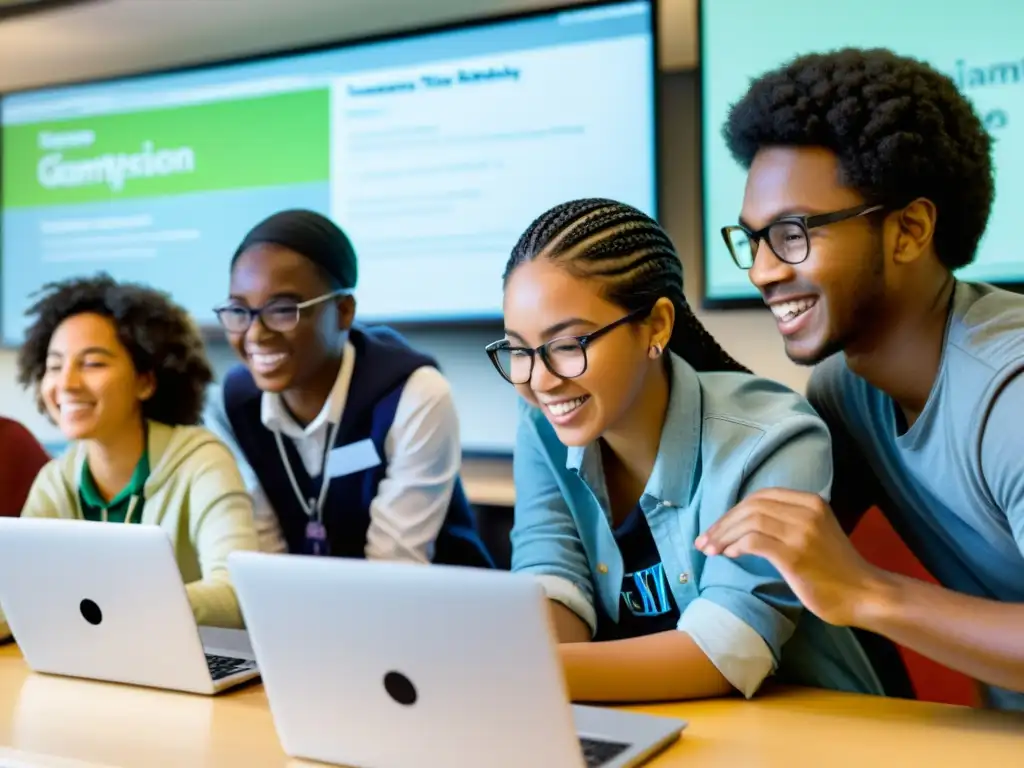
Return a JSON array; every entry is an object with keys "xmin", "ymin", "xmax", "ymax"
[{"xmin": 231, "ymin": 209, "xmax": 358, "ymax": 290}]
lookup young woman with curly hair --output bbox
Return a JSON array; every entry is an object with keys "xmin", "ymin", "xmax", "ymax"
[{"xmin": 0, "ymin": 274, "xmax": 258, "ymax": 641}]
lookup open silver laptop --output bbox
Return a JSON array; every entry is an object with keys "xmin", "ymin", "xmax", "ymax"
[
  {"xmin": 0, "ymin": 517, "xmax": 258, "ymax": 695},
  {"xmin": 229, "ymin": 552, "xmax": 686, "ymax": 768}
]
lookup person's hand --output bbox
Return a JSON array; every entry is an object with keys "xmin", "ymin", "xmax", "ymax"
[{"xmin": 695, "ymin": 488, "xmax": 883, "ymax": 627}]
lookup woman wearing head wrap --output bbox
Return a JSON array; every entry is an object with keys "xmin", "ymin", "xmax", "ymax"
[{"xmin": 203, "ymin": 210, "xmax": 493, "ymax": 568}]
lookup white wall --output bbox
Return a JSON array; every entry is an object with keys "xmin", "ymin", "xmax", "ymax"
[{"xmin": 0, "ymin": 72, "xmax": 809, "ymax": 452}]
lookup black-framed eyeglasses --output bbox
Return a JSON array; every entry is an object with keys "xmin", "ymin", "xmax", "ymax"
[
  {"xmin": 721, "ymin": 203, "xmax": 884, "ymax": 269},
  {"xmin": 485, "ymin": 307, "xmax": 650, "ymax": 385},
  {"xmin": 213, "ymin": 289, "xmax": 351, "ymax": 334}
]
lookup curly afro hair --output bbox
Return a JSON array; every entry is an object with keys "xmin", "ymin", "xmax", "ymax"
[
  {"xmin": 722, "ymin": 47, "xmax": 994, "ymax": 271},
  {"xmin": 17, "ymin": 273, "xmax": 213, "ymax": 426}
]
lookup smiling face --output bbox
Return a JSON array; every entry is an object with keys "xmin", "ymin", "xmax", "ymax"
[
  {"xmin": 41, "ymin": 312, "xmax": 154, "ymax": 442},
  {"xmin": 502, "ymin": 258, "xmax": 666, "ymax": 447},
  {"xmin": 225, "ymin": 243, "xmax": 353, "ymax": 394},
  {"xmin": 740, "ymin": 146, "xmax": 890, "ymax": 365}
]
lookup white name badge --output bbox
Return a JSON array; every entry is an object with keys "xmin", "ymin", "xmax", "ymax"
[{"xmin": 325, "ymin": 438, "xmax": 382, "ymax": 479}]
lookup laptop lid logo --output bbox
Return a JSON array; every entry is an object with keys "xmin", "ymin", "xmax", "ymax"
[
  {"xmin": 80, "ymin": 598, "xmax": 103, "ymax": 626},
  {"xmin": 383, "ymin": 671, "xmax": 417, "ymax": 706}
]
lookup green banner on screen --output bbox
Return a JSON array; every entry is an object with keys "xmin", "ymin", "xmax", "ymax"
[{"xmin": 2, "ymin": 89, "xmax": 330, "ymax": 207}]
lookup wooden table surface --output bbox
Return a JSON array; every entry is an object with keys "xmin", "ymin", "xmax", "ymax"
[{"xmin": 1, "ymin": 644, "xmax": 1021, "ymax": 767}]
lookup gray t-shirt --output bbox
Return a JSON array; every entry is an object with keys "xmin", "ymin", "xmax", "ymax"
[{"xmin": 808, "ymin": 281, "xmax": 1024, "ymax": 711}]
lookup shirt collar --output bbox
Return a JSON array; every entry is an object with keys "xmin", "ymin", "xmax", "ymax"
[
  {"xmin": 565, "ymin": 352, "xmax": 703, "ymax": 507},
  {"xmin": 261, "ymin": 340, "xmax": 355, "ymax": 439},
  {"xmin": 80, "ymin": 448, "xmax": 150, "ymax": 511}
]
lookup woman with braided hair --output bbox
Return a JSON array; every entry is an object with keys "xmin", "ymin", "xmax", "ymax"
[{"xmin": 486, "ymin": 198, "xmax": 884, "ymax": 703}]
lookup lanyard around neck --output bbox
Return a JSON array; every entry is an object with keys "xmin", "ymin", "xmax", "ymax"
[{"xmin": 273, "ymin": 419, "xmax": 343, "ymax": 524}]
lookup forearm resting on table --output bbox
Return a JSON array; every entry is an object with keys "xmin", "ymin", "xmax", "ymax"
[
  {"xmin": 548, "ymin": 600, "xmax": 734, "ymax": 703},
  {"xmin": 861, "ymin": 571, "xmax": 1024, "ymax": 692}
]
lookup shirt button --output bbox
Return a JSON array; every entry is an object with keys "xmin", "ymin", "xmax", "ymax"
[
  {"xmin": 679, "ymin": 572, "xmax": 689, "ymax": 584},
  {"xmin": 597, "ymin": 563, "xmax": 609, "ymax": 575}
]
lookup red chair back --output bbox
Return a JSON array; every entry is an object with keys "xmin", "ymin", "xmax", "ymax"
[{"xmin": 851, "ymin": 507, "xmax": 978, "ymax": 706}]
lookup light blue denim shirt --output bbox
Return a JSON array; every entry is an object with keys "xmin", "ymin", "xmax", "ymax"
[{"xmin": 511, "ymin": 352, "xmax": 883, "ymax": 697}]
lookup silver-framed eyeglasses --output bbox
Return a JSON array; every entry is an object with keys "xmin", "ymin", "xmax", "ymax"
[
  {"xmin": 213, "ymin": 289, "xmax": 351, "ymax": 334},
  {"xmin": 485, "ymin": 307, "xmax": 650, "ymax": 385},
  {"xmin": 721, "ymin": 203, "xmax": 884, "ymax": 269}
]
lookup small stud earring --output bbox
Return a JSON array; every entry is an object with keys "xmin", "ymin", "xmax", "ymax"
[{"xmin": 648, "ymin": 343, "xmax": 662, "ymax": 359}]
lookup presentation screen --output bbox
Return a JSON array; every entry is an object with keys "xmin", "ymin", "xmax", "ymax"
[
  {"xmin": 700, "ymin": 0, "xmax": 1024, "ymax": 306},
  {"xmin": 0, "ymin": 0, "xmax": 656, "ymax": 343}
]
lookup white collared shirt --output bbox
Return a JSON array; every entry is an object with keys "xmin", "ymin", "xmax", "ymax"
[{"xmin": 205, "ymin": 341, "xmax": 461, "ymax": 563}]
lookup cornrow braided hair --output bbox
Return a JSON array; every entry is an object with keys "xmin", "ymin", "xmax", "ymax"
[{"xmin": 504, "ymin": 198, "xmax": 749, "ymax": 374}]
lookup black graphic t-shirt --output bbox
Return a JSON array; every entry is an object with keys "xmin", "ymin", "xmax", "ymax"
[{"xmin": 595, "ymin": 504, "xmax": 681, "ymax": 641}]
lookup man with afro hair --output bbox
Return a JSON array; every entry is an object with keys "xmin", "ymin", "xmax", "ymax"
[{"xmin": 698, "ymin": 48, "xmax": 1024, "ymax": 710}]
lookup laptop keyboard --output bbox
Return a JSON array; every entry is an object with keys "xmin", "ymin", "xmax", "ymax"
[
  {"xmin": 579, "ymin": 737, "xmax": 631, "ymax": 767},
  {"xmin": 205, "ymin": 654, "xmax": 257, "ymax": 681}
]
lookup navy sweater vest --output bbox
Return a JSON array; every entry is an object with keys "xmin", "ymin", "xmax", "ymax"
[{"xmin": 223, "ymin": 325, "xmax": 493, "ymax": 568}]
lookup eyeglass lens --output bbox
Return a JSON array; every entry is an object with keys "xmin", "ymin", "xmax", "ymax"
[
  {"xmin": 217, "ymin": 302, "xmax": 301, "ymax": 333},
  {"xmin": 494, "ymin": 337, "xmax": 587, "ymax": 383},
  {"xmin": 726, "ymin": 221, "xmax": 809, "ymax": 267}
]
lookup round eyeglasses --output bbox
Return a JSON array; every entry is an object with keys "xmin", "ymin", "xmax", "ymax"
[
  {"xmin": 721, "ymin": 203, "xmax": 883, "ymax": 269},
  {"xmin": 485, "ymin": 308, "xmax": 649, "ymax": 385},
  {"xmin": 213, "ymin": 290, "xmax": 350, "ymax": 334}
]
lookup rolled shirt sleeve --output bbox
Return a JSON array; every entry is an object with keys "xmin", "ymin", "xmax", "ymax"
[{"xmin": 679, "ymin": 414, "xmax": 834, "ymax": 697}]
